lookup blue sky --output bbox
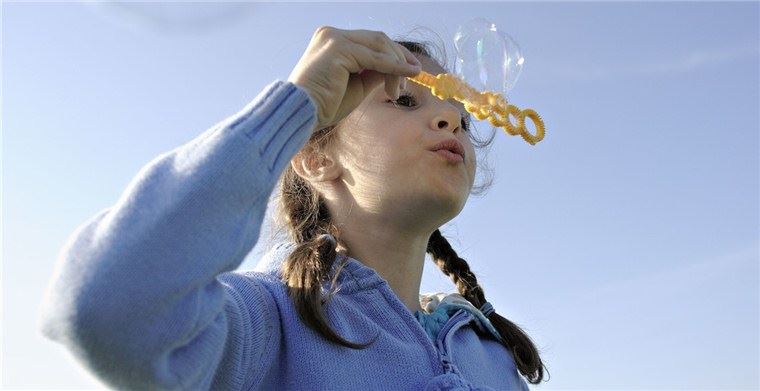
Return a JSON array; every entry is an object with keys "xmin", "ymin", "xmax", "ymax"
[{"xmin": 4, "ymin": 1, "xmax": 758, "ymax": 389}]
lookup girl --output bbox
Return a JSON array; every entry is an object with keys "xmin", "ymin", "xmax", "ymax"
[{"xmin": 39, "ymin": 26, "xmax": 547, "ymax": 390}]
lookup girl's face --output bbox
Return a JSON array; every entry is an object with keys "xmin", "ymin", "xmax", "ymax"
[{"xmin": 324, "ymin": 54, "xmax": 477, "ymax": 227}]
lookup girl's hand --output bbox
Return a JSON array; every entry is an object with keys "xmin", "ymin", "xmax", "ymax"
[{"xmin": 287, "ymin": 26, "xmax": 423, "ymax": 131}]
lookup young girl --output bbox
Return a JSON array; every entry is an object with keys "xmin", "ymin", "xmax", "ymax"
[{"xmin": 39, "ymin": 26, "xmax": 547, "ymax": 390}]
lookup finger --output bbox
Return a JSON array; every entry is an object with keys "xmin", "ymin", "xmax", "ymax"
[
  {"xmin": 386, "ymin": 40, "xmax": 410, "ymax": 67},
  {"xmin": 340, "ymin": 31, "xmax": 417, "ymax": 99},
  {"xmin": 397, "ymin": 44, "xmax": 422, "ymax": 68},
  {"xmin": 344, "ymin": 41, "xmax": 421, "ymax": 78},
  {"xmin": 391, "ymin": 43, "xmax": 420, "ymax": 92},
  {"xmin": 385, "ymin": 74, "xmax": 399, "ymax": 99},
  {"xmin": 386, "ymin": 42, "xmax": 413, "ymax": 95},
  {"xmin": 344, "ymin": 29, "xmax": 421, "ymax": 69},
  {"xmin": 344, "ymin": 30, "xmax": 400, "ymax": 56}
]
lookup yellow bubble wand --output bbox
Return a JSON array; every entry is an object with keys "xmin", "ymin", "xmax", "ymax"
[{"xmin": 405, "ymin": 71, "xmax": 545, "ymax": 145}]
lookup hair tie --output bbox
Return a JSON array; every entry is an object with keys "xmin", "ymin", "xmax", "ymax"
[
  {"xmin": 480, "ymin": 301, "xmax": 495, "ymax": 317},
  {"xmin": 316, "ymin": 233, "xmax": 336, "ymax": 247}
]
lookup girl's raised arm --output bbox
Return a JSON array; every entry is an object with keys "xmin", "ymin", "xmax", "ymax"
[{"xmin": 38, "ymin": 79, "xmax": 316, "ymax": 390}]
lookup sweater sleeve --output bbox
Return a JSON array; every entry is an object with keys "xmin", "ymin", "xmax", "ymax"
[{"xmin": 37, "ymin": 80, "xmax": 317, "ymax": 390}]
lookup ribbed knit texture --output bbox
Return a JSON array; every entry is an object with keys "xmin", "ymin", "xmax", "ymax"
[{"xmin": 38, "ymin": 80, "xmax": 530, "ymax": 390}]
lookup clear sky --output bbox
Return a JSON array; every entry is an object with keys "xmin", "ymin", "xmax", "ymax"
[{"xmin": 4, "ymin": 1, "xmax": 758, "ymax": 389}]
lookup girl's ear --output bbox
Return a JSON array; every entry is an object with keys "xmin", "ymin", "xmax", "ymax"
[{"xmin": 290, "ymin": 146, "xmax": 341, "ymax": 184}]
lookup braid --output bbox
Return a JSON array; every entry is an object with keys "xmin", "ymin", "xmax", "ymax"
[
  {"xmin": 279, "ymin": 166, "xmax": 375, "ymax": 350},
  {"xmin": 427, "ymin": 229, "xmax": 485, "ymax": 307},
  {"xmin": 427, "ymin": 229, "xmax": 549, "ymax": 384}
]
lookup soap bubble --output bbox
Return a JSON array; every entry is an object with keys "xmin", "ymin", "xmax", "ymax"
[{"xmin": 453, "ymin": 18, "xmax": 524, "ymax": 96}]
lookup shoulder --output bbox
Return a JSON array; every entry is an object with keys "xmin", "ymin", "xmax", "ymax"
[{"xmin": 218, "ymin": 269, "xmax": 289, "ymax": 302}]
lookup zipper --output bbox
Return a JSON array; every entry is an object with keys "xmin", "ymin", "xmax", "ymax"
[
  {"xmin": 376, "ymin": 285, "xmax": 475, "ymax": 376},
  {"xmin": 434, "ymin": 309, "xmax": 472, "ymax": 374},
  {"xmin": 439, "ymin": 350, "xmax": 454, "ymax": 373}
]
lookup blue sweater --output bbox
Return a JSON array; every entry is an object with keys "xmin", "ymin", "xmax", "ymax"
[{"xmin": 38, "ymin": 79, "xmax": 530, "ymax": 390}]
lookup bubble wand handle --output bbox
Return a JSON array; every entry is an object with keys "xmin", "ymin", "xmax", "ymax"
[{"xmin": 406, "ymin": 70, "xmax": 545, "ymax": 145}]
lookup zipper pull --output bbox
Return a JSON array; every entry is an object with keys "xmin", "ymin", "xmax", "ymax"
[{"xmin": 440, "ymin": 350, "xmax": 453, "ymax": 372}]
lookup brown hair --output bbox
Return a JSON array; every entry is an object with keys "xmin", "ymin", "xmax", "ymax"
[{"xmin": 272, "ymin": 36, "xmax": 548, "ymax": 384}]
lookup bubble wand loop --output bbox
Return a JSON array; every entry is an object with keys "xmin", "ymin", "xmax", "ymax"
[{"xmin": 406, "ymin": 70, "xmax": 545, "ymax": 146}]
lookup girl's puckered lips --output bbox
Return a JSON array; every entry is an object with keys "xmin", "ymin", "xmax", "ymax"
[{"xmin": 429, "ymin": 138, "xmax": 465, "ymax": 160}]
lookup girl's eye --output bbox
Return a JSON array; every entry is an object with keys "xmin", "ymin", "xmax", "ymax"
[
  {"xmin": 461, "ymin": 113, "xmax": 471, "ymax": 133},
  {"xmin": 392, "ymin": 92, "xmax": 417, "ymax": 107}
]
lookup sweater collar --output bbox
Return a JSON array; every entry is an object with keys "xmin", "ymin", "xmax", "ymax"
[
  {"xmin": 251, "ymin": 242, "xmax": 505, "ymax": 341},
  {"xmin": 253, "ymin": 241, "xmax": 386, "ymax": 293}
]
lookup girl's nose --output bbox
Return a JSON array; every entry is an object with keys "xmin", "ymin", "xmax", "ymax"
[{"xmin": 430, "ymin": 107, "xmax": 462, "ymax": 133}]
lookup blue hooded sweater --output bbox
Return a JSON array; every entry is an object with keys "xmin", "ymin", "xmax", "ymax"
[{"xmin": 37, "ymin": 79, "xmax": 531, "ymax": 391}]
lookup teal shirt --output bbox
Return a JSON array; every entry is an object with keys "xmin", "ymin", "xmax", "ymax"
[
  {"xmin": 414, "ymin": 306, "xmax": 453, "ymax": 341},
  {"xmin": 414, "ymin": 294, "xmax": 504, "ymax": 343}
]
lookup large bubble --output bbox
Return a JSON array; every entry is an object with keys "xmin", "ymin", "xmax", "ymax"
[{"xmin": 454, "ymin": 18, "xmax": 525, "ymax": 97}]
